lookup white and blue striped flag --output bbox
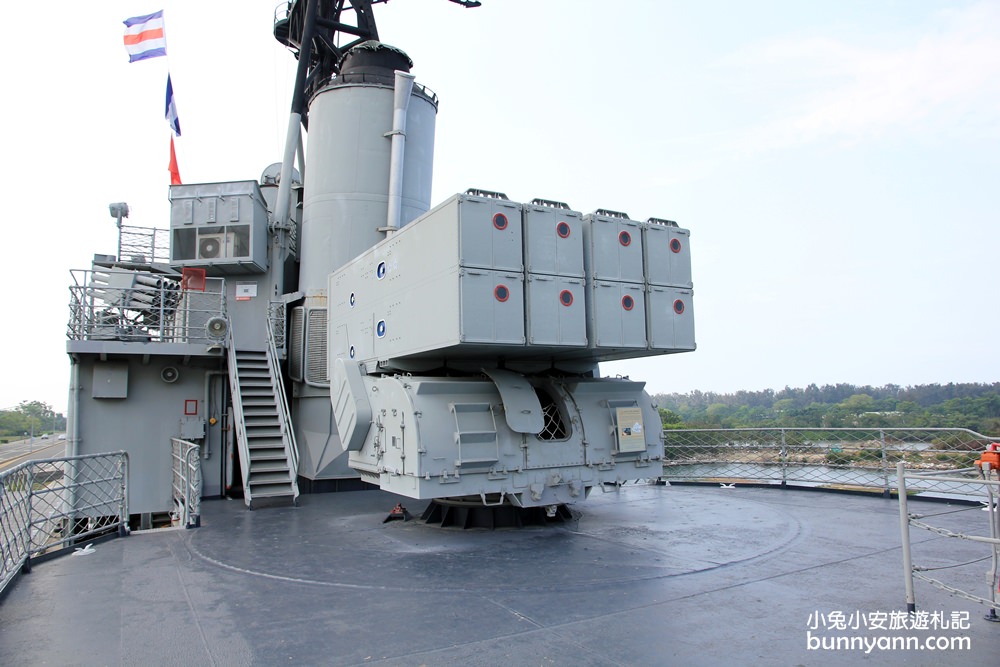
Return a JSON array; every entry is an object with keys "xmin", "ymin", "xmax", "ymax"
[
  {"xmin": 123, "ymin": 11, "xmax": 167, "ymax": 63},
  {"xmin": 165, "ymin": 74, "xmax": 181, "ymax": 136}
]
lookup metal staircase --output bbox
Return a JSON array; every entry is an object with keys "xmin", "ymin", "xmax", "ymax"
[{"xmin": 226, "ymin": 322, "xmax": 300, "ymax": 508}]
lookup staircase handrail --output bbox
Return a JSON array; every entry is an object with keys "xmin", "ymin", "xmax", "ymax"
[
  {"xmin": 225, "ymin": 326, "xmax": 253, "ymax": 505},
  {"xmin": 266, "ymin": 313, "xmax": 300, "ymax": 498}
]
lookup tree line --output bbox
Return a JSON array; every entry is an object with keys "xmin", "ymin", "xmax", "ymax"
[
  {"xmin": 651, "ymin": 383, "xmax": 1000, "ymax": 435},
  {"xmin": 0, "ymin": 401, "xmax": 66, "ymax": 442}
]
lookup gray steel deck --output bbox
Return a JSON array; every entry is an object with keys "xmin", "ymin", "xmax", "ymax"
[{"xmin": 1, "ymin": 485, "xmax": 997, "ymax": 665}]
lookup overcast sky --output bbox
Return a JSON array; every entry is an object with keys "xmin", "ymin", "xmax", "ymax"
[{"xmin": 2, "ymin": 0, "xmax": 998, "ymax": 414}]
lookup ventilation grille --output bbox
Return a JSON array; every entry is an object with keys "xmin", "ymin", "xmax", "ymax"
[
  {"xmin": 289, "ymin": 307, "xmax": 304, "ymax": 381},
  {"xmin": 305, "ymin": 308, "xmax": 328, "ymax": 385}
]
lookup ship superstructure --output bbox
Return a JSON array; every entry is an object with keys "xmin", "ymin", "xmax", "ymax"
[{"xmin": 65, "ymin": 0, "xmax": 695, "ymax": 520}]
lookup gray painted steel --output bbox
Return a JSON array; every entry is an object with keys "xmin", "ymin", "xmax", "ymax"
[
  {"xmin": 67, "ymin": 356, "xmax": 227, "ymax": 515},
  {"xmin": 523, "ymin": 203, "xmax": 585, "ymax": 277},
  {"xmin": 644, "ymin": 221, "xmax": 693, "ymax": 288},
  {"xmin": 341, "ymin": 374, "xmax": 661, "ymax": 507},
  {"xmin": 168, "ymin": 180, "xmax": 270, "ymax": 274},
  {"xmin": 647, "ymin": 284, "xmax": 697, "ymax": 351},
  {"xmin": 582, "ymin": 212, "xmax": 646, "ymax": 284},
  {"xmin": 299, "ymin": 80, "xmax": 437, "ymax": 296},
  {"xmin": 3, "ymin": 486, "xmax": 997, "ymax": 666},
  {"xmin": 64, "ymin": 35, "xmax": 697, "ymax": 511}
]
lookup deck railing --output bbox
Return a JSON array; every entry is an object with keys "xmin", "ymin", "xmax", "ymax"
[
  {"xmin": 662, "ymin": 427, "xmax": 997, "ymax": 499},
  {"xmin": 898, "ymin": 462, "xmax": 999, "ymax": 618},
  {"xmin": 171, "ymin": 439, "xmax": 201, "ymax": 529},
  {"xmin": 268, "ymin": 300, "xmax": 287, "ymax": 358},
  {"xmin": 0, "ymin": 452, "xmax": 129, "ymax": 595},
  {"xmin": 67, "ymin": 269, "xmax": 226, "ymax": 344},
  {"xmin": 117, "ymin": 224, "xmax": 171, "ymax": 264}
]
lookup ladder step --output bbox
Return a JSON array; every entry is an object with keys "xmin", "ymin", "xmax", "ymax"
[
  {"xmin": 242, "ymin": 409, "xmax": 278, "ymax": 417},
  {"xmin": 241, "ymin": 385, "xmax": 275, "ymax": 394},
  {"xmin": 250, "ymin": 457, "xmax": 288, "ymax": 467},
  {"xmin": 248, "ymin": 470, "xmax": 292, "ymax": 484},
  {"xmin": 239, "ymin": 378, "xmax": 273, "ymax": 386},
  {"xmin": 232, "ymin": 346, "xmax": 300, "ymax": 504},
  {"xmin": 249, "ymin": 451, "xmax": 286, "ymax": 460},
  {"xmin": 250, "ymin": 459, "xmax": 289, "ymax": 480},
  {"xmin": 249, "ymin": 485, "xmax": 296, "ymax": 499},
  {"xmin": 249, "ymin": 454, "xmax": 288, "ymax": 465},
  {"xmin": 244, "ymin": 417, "xmax": 280, "ymax": 426},
  {"xmin": 240, "ymin": 393, "xmax": 276, "ymax": 401},
  {"xmin": 248, "ymin": 439, "xmax": 285, "ymax": 449},
  {"xmin": 246, "ymin": 429, "xmax": 283, "ymax": 439}
]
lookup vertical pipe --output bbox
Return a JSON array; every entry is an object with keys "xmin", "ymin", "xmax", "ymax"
[
  {"xmin": 64, "ymin": 360, "xmax": 81, "ymax": 549},
  {"xmin": 202, "ymin": 371, "xmax": 227, "ymax": 460},
  {"xmin": 897, "ymin": 461, "xmax": 916, "ymax": 613},
  {"xmin": 275, "ymin": 0, "xmax": 319, "ymax": 228},
  {"xmin": 275, "ymin": 113, "xmax": 303, "ymax": 227},
  {"xmin": 385, "ymin": 71, "xmax": 416, "ymax": 236},
  {"xmin": 68, "ymin": 361, "xmax": 79, "ymax": 459},
  {"xmin": 297, "ymin": 131, "xmax": 306, "ymax": 184}
]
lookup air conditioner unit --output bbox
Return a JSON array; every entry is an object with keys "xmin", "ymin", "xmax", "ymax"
[{"xmin": 197, "ymin": 233, "xmax": 234, "ymax": 260}]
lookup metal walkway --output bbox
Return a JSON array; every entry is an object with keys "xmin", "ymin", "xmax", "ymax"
[{"xmin": 1, "ymin": 485, "xmax": 997, "ymax": 665}]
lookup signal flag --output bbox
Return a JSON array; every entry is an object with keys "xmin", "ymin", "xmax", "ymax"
[
  {"xmin": 123, "ymin": 10, "xmax": 167, "ymax": 63},
  {"xmin": 165, "ymin": 74, "xmax": 181, "ymax": 136},
  {"xmin": 169, "ymin": 135, "xmax": 182, "ymax": 185}
]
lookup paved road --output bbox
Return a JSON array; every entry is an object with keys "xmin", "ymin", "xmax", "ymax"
[{"xmin": 0, "ymin": 436, "xmax": 67, "ymax": 472}]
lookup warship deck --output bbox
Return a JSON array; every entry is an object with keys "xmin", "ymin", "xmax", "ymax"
[{"xmin": 1, "ymin": 484, "xmax": 997, "ymax": 666}]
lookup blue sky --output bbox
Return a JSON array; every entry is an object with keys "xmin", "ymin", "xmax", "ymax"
[{"xmin": 2, "ymin": 1, "xmax": 997, "ymax": 413}]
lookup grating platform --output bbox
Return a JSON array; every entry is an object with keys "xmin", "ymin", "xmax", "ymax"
[{"xmin": 0, "ymin": 485, "xmax": 997, "ymax": 665}]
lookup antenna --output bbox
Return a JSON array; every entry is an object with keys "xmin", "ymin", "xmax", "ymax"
[
  {"xmin": 271, "ymin": 0, "xmax": 482, "ymax": 229},
  {"xmin": 275, "ymin": 0, "xmax": 483, "ymax": 103}
]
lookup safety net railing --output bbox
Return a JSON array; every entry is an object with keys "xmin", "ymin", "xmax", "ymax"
[
  {"xmin": 898, "ymin": 461, "xmax": 1000, "ymax": 619},
  {"xmin": 67, "ymin": 269, "xmax": 226, "ymax": 344},
  {"xmin": 268, "ymin": 300, "xmax": 287, "ymax": 357},
  {"xmin": 661, "ymin": 428, "xmax": 996, "ymax": 500},
  {"xmin": 0, "ymin": 452, "xmax": 129, "ymax": 595},
  {"xmin": 117, "ymin": 224, "xmax": 171, "ymax": 264},
  {"xmin": 171, "ymin": 439, "xmax": 202, "ymax": 529}
]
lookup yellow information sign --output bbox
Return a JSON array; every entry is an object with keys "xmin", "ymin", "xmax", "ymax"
[{"xmin": 615, "ymin": 406, "xmax": 646, "ymax": 453}]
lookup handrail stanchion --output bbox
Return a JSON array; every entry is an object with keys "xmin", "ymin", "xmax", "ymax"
[
  {"xmin": 897, "ymin": 461, "xmax": 916, "ymax": 613},
  {"xmin": 20, "ymin": 466, "xmax": 33, "ymax": 574},
  {"xmin": 984, "ymin": 463, "xmax": 998, "ymax": 621}
]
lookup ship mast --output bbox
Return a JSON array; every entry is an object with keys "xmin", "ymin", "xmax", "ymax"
[{"xmin": 271, "ymin": 0, "xmax": 480, "ymax": 229}]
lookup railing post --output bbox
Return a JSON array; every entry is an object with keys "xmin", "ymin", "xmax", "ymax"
[
  {"xmin": 983, "ymin": 463, "xmax": 999, "ymax": 622},
  {"xmin": 20, "ymin": 466, "xmax": 33, "ymax": 574},
  {"xmin": 897, "ymin": 461, "xmax": 916, "ymax": 613},
  {"xmin": 118, "ymin": 453, "xmax": 129, "ymax": 537},
  {"xmin": 880, "ymin": 429, "xmax": 890, "ymax": 498},
  {"xmin": 186, "ymin": 444, "xmax": 201, "ymax": 528},
  {"xmin": 780, "ymin": 428, "xmax": 788, "ymax": 488}
]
